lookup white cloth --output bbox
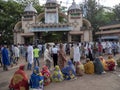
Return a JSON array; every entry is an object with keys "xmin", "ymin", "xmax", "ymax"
[
  {"xmin": 38, "ymin": 44, "xmax": 42, "ymax": 51},
  {"xmin": 51, "ymin": 47, "xmax": 58, "ymax": 54},
  {"xmin": 44, "ymin": 49, "xmax": 52, "ymax": 62},
  {"xmin": 27, "ymin": 45, "xmax": 33, "ymax": 64},
  {"xmin": 73, "ymin": 46, "xmax": 81, "ymax": 62},
  {"xmin": 14, "ymin": 46, "xmax": 20, "ymax": 57}
]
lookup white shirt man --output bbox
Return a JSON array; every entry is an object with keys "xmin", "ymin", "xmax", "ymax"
[{"xmin": 73, "ymin": 43, "xmax": 81, "ymax": 62}]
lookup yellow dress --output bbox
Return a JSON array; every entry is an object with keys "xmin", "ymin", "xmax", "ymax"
[
  {"xmin": 51, "ymin": 65, "xmax": 64, "ymax": 82},
  {"xmin": 84, "ymin": 61, "xmax": 94, "ymax": 74},
  {"xmin": 100, "ymin": 59, "xmax": 108, "ymax": 71},
  {"xmin": 76, "ymin": 64, "xmax": 85, "ymax": 76}
]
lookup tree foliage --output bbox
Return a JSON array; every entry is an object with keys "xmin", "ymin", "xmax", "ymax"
[
  {"xmin": 0, "ymin": 0, "xmax": 23, "ymax": 44},
  {"xmin": 113, "ymin": 4, "xmax": 120, "ymax": 20},
  {"xmin": 82, "ymin": 0, "xmax": 116, "ymax": 40}
]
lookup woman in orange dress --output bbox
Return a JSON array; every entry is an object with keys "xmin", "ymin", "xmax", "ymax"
[{"xmin": 99, "ymin": 56, "xmax": 108, "ymax": 71}]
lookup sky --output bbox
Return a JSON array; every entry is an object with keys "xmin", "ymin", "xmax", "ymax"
[{"xmin": 39, "ymin": 0, "xmax": 120, "ymax": 8}]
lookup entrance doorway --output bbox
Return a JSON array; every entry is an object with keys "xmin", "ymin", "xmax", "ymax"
[
  {"xmin": 24, "ymin": 37, "xmax": 33, "ymax": 44},
  {"xmin": 71, "ymin": 35, "xmax": 81, "ymax": 42}
]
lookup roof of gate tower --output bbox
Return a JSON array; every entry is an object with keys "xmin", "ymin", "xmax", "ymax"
[
  {"xmin": 24, "ymin": 3, "xmax": 37, "ymax": 13},
  {"xmin": 46, "ymin": 0, "xmax": 57, "ymax": 4},
  {"xmin": 68, "ymin": 0, "xmax": 81, "ymax": 11}
]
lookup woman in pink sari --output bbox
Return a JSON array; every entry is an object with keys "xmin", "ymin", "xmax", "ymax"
[{"xmin": 58, "ymin": 43, "xmax": 67, "ymax": 70}]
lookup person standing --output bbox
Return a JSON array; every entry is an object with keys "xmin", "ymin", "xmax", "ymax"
[
  {"xmin": 51, "ymin": 45, "xmax": 58, "ymax": 67},
  {"xmin": 27, "ymin": 44, "xmax": 33, "ymax": 70},
  {"xmin": 1, "ymin": 45, "xmax": 10, "ymax": 71},
  {"xmin": 0, "ymin": 45, "xmax": 3, "ymax": 67},
  {"xmin": 33, "ymin": 45, "xmax": 40, "ymax": 67},
  {"xmin": 14, "ymin": 45, "xmax": 20, "ymax": 64},
  {"xmin": 70, "ymin": 44, "xmax": 74, "ymax": 63},
  {"xmin": 98, "ymin": 42, "xmax": 103, "ymax": 56},
  {"xmin": 44, "ymin": 44, "xmax": 52, "ymax": 69},
  {"xmin": 73, "ymin": 43, "xmax": 81, "ymax": 66},
  {"xmin": 58, "ymin": 43, "xmax": 67, "ymax": 70}
]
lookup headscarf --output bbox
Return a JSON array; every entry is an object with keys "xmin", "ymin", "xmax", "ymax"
[
  {"xmin": 62, "ymin": 60, "xmax": 76, "ymax": 80},
  {"xmin": 52, "ymin": 65, "xmax": 63, "ymax": 82},
  {"xmin": 41, "ymin": 65, "xmax": 51, "ymax": 86},
  {"xmin": 19, "ymin": 64, "xmax": 25, "ymax": 70},
  {"xmin": 30, "ymin": 66, "xmax": 44, "ymax": 89},
  {"xmin": 9, "ymin": 65, "xmax": 29, "ymax": 90},
  {"xmin": 33, "ymin": 66, "xmax": 39, "ymax": 75},
  {"xmin": 76, "ymin": 61, "xmax": 84, "ymax": 71}
]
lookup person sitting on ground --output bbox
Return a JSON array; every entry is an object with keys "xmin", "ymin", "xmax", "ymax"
[
  {"xmin": 41, "ymin": 65, "xmax": 51, "ymax": 86},
  {"xmin": 84, "ymin": 58, "xmax": 94, "ymax": 74},
  {"xmin": 9, "ymin": 65, "xmax": 29, "ymax": 90},
  {"xmin": 62, "ymin": 60, "xmax": 76, "ymax": 80},
  {"xmin": 76, "ymin": 61, "xmax": 85, "ymax": 76},
  {"xmin": 106, "ymin": 54, "xmax": 115, "ymax": 71},
  {"xmin": 51, "ymin": 65, "xmax": 64, "ymax": 82},
  {"xmin": 94, "ymin": 58, "xmax": 104, "ymax": 75},
  {"xmin": 99, "ymin": 56, "xmax": 108, "ymax": 71},
  {"xmin": 29, "ymin": 66, "xmax": 44, "ymax": 90}
]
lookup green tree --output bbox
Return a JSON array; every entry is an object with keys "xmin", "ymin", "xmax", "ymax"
[
  {"xmin": 0, "ymin": 0, "xmax": 23, "ymax": 44},
  {"xmin": 113, "ymin": 4, "xmax": 120, "ymax": 20},
  {"xmin": 82, "ymin": 0, "xmax": 116, "ymax": 41}
]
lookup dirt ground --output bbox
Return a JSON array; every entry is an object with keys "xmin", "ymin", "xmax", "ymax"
[
  {"xmin": 44, "ymin": 69, "xmax": 120, "ymax": 90},
  {"xmin": 0, "ymin": 55, "xmax": 120, "ymax": 90}
]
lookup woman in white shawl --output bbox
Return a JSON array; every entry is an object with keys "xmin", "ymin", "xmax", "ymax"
[
  {"xmin": 27, "ymin": 44, "xmax": 33, "ymax": 70},
  {"xmin": 44, "ymin": 44, "xmax": 52, "ymax": 70}
]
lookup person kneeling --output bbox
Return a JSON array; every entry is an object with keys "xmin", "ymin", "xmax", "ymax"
[
  {"xmin": 29, "ymin": 66, "xmax": 44, "ymax": 90},
  {"xmin": 76, "ymin": 61, "xmax": 85, "ymax": 76},
  {"xmin": 62, "ymin": 60, "xmax": 76, "ymax": 80},
  {"xmin": 41, "ymin": 65, "xmax": 51, "ymax": 86},
  {"xmin": 9, "ymin": 65, "xmax": 29, "ymax": 90},
  {"xmin": 51, "ymin": 65, "xmax": 64, "ymax": 82},
  {"xmin": 84, "ymin": 58, "xmax": 94, "ymax": 74}
]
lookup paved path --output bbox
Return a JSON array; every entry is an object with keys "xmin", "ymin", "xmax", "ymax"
[{"xmin": 0, "ymin": 55, "xmax": 120, "ymax": 90}]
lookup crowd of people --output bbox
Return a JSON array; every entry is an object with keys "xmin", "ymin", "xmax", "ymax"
[{"xmin": 0, "ymin": 41, "xmax": 117, "ymax": 90}]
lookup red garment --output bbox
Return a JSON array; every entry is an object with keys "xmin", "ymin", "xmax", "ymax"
[
  {"xmin": 9, "ymin": 65, "xmax": 29, "ymax": 90},
  {"xmin": 107, "ymin": 61, "xmax": 115, "ymax": 71},
  {"xmin": 98, "ymin": 44, "xmax": 102, "ymax": 52},
  {"xmin": 41, "ymin": 66, "xmax": 51, "ymax": 86}
]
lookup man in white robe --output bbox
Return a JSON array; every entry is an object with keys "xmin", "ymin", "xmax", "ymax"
[
  {"xmin": 73, "ymin": 43, "xmax": 81, "ymax": 64},
  {"xmin": 27, "ymin": 44, "xmax": 33, "ymax": 70}
]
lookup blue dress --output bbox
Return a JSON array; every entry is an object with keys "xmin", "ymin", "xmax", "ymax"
[
  {"xmin": 1, "ymin": 47, "xmax": 10, "ymax": 65},
  {"xmin": 62, "ymin": 60, "xmax": 76, "ymax": 80},
  {"xmin": 29, "ymin": 66, "xmax": 44, "ymax": 90}
]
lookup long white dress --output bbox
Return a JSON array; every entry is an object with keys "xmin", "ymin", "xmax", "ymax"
[
  {"xmin": 14, "ymin": 46, "xmax": 20, "ymax": 57},
  {"xmin": 44, "ymin": 49, "xmax": 52, "ymax": 62},
  {"xmin": 73, "ymin": 45, "xmax": 81, "ymax": 62},
  {"xmin": 27, "ymin": 45, "xmax": 33, "ymax": 64}
]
